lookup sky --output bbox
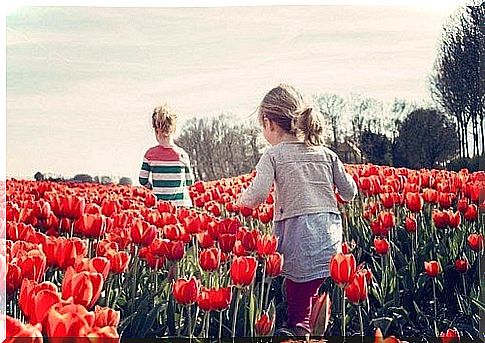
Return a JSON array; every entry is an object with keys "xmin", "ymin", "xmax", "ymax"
[{"xmin": 5, "ymin": 2, "xmax": 464, "ymax": 182}]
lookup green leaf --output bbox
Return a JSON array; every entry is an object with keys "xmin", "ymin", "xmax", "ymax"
[
  {"xmin": 370, "ymin": 316, "xmax": 393, "ymax": 336},
  {"xmin": 118, "ymin": 311, "xmax": 138, "ymax": 335},
  {"xmin": 249, "ymin": 291, "xmax": 256, "ymax": 337},
  {"xmin": 139, "ymin": 303, "xmax": 163, "ymax": 337},
  {"xmin": 469, "ymin": 296, "xmax": 485, "ymax": 312}
]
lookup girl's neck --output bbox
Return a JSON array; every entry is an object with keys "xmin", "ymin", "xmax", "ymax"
[
  {"xmin": 273, "ymin": 132, "xmax": 300, "ymax": 145},
  {"xmin": 157, "ymin": 135, "xmax": 175, "ymax": 147}
]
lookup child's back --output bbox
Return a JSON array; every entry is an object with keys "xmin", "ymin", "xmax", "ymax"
[
  {"xmin": 139, "ymin": 104, "xmax": 194, "ymax": 207},
  {"xmin": 140, "ymin": 144, "xmax": 193, "ymax": 206},
  {"xmin": 246, "ymin": 141, "xmax": 356, "ymax": 221}
]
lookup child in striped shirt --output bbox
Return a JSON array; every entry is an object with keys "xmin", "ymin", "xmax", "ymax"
[{"xmin": 139, "ymin": 104, "xmax": 194, "ymax": 207}]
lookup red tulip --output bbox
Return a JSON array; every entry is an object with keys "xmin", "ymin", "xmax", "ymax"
[
  {"xmin": 240, "ymin": 227, "xmax": 259, "ymax": 252},
  {"xmin": 16, "ymin": 249, "xmax": 47, "ymax": 282},
  {"xmin": 467, "ymin": 233, "xmax": 484, "ymax": 251},
  {"xmin": 454, "ymin": 258, "xmax": 469, "ymax": 273},
  {"xmin": 257, "ymin": 234, "xmax": 278, "ymax": 257},
  {"xmin": 218, "ymin": 233, "xmax": 236, "ymax": 253},
  {"xmin": 255, "ymin": 312, "xmax": 274, "ymax": 336},
  {"xmin": 104, "ymin": 249, "xmax": 130, "ymax": 274},
  {"xmin": 230, "ymin": 256, "xmax": 258, "ymax": 288},
  {"xmin": 240, "ymin": 206, "xmax": 253, "ymax": 217},
  {"xmin": 457, "ymin": 198, "xmax": 469, "ymax": 213},
  {"xmin": 438, "ymin": 193, "xmax": 453, "ymax": 209},
  {"xmin": 101, "ymin": 198, "xmax": 119, "ymax": 217},
  {"xmin": 5, "ymin": 315, "xmax": 43, "ymax": 342},
  {"xmin": 233, "ymin": 240, "xmax": 249, "ymax": 256},
  {"xmin": 423, "ymin": 188, "xmax": 438, "ymax": 204},
  {"xmin": 172, "ymin": 277, "xmax": 200, "ymax": 306},
  {"xmin": 75, "ymin": 256, "xmax": 110, "ymax": 280},
  {"xmin": 448, "ymin": 211, "xmax": 461, "ymax": 228},
  {"xmin": 19, "ymin": 279, "xmax": 60, "ymax": 324},
  {"xmin": 131, "ymin": 219, "xmax": 157, "ymax": 246},
  {"xmin": 380, "ymin": 193, "xmax": 394, "ymax": 209},
  {"xmin": 86, "ymin": 325, "xmax": 120, "ymax": 338},
  {"xmin": 161, "ymin": 240, "xmax": 185, "ymax": 261},
  {"xmin": 45, "ymin": 303, "xmax": 95, "ymax": 337},
  {"xmin": 378, "ymin": 211, "xmax": 395, "ymax": 229},
  {"xmin": 74, "ymin": 213, "xmax": 106, "ymax": 238},
  {"xmin": 199, "ymin": 247, "xmax": 221, "ymax": 272},
  {"xmin": 370, "ymin": 219, "xmax": 389, "ymax": 236},
  {"xmin": 424, "ymin": 261, "xmax": 441, "ymax": 277},
  {"xmin": 345, "ymin": 270, "xmax": 368, "ymax": 305},
  {"xmin": 197, "ymin": 287, "xmax": 232, "ymax": 311},
  {"xmin": 405, "ymin": 192, "xmax": 423, "ymax": 212},
  {"xmin": 265, "ymin": 252, "xmax": 284, "ymax": 278},
  {"xmin": 60, "ymin": 195, "xmax": 85, "ymax": 219},
  {"xmin": 464, "ymin": 204, "xmax": 478, "ymax": 222},
  {"xmin": 330, "ymin": 253, "xmax": 356, "ymax": 288},
  {"xmin": 197, "ymin": 231, "xmax": 214, "ymax": 249},
  {"xmin": 374, "ymin": 237, "xmax": 390, "ymax": 255},
  {"xmin": 61, "ymin": 266, "xmax": 104, "ymax": 309},
  {"xmin": 7, "ymin": 263, "xmax": 22, "ymax": 294},
  {"xmin": 404, "ymin": 215, "xmax": 417, "ymax": 233},
  {"xmin": 94, "ymin": 305, "xmax": 120, "ymax": 327},
  {"xmin": 440, "ymin": 328, "xmax": 460, "ymax": 343},
  {"xmin": 432, "ymin": 210, "xmax": 450, "ymax": 229}
]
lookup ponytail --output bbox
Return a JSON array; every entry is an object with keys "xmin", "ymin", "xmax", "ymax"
[{"xmin": 296, "ymin": 107, "xmax": 325, "ymax": 146}]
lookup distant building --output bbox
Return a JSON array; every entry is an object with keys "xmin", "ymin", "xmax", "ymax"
[{"xmin": 335, "ymin": 140, "xmax": 366, "ymax": 164}]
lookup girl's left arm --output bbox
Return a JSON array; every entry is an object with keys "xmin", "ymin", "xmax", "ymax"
[
  {"xmin": 237, "ymin": 152, "xmax": 275, "ymax": 208},
  {"xmin": 185, "ymin": 157, "xmax": 195, "ymax": 187},
  {"xmin": 139, "ymin": 155, "xmax": 153, "ymax": 189}
]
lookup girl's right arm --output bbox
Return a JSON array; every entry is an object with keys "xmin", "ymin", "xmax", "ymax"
[
  {"xmin": 237, "ymin": 151, "xmax": 275, "ymax": 208},
  {"xmin": 332, "ymin": 155, "xmax": 357, "ymax": 202},
  {"xmin": 139, "ymin": 155, "xmax": 153, "ymax": 189}
]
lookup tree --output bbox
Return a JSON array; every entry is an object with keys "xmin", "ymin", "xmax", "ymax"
[
  {"xmin": 72, "ymin": 174, "xmax": 93, "ymax": 183},
  {"xmin": 119, "ymin": 177, "xmax": 133, "ymax": 186},
  {"xmin": 430, "ymin": 4, "xmax": 485, "ymax": 157},
  {"xmin": 175, "ymin": 115, "xmax": 263, "ymax": 181},
  {"xmin": 314, "ymin": 94, "xmax": 346, "ymax": 148},
  {"xmin": 359, "ymin": 130, "xmax": 393, "ymax": 166},
  {"xmin": 393, "ymin": 108, "xmax": 459, "ymax": 169},
  {"xmin": 34, "ymin": 171, "xmax": 44, "ymax": 181}
]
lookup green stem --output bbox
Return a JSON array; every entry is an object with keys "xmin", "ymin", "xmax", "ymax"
[
  {"xmin": 177, "ymin": 305, "xmax": 184, "ymax": 337},
  {"xmin": 260, "ymin": 260, "xmax": 267, "ymax": 311},
  {"xmin": 432, "ymin": 278, "xmax": 438, "ymax": 336},
  {"xmin": 341, "ymin": 288, "xmax": 346, "ymax": 338},
  {"xmin": 358, "ymin": 304, "xmax": 364, "ymax": 337},
  {"xmin": 205, "ymin": 311, "xmax": 210, "ymax": 338},
  {"xmin": 232, "ymin": 289, "xmax": 242, "ymax": 337},
  {"xmin": 105, "ymin": 275, "xmax": 114, "ymax": 308},
  {"xmin": 131, "ymin": 246, "xmax": 139, "ymax": 311},
  {"xmin": 188, "ymin": 305, "xmax": 193, "ymax": 339},
  {"xmin": 462, "ymin": 273, "xmax": 467, "ymax": 298},
  {"xmin": 264, "ymin": 278, "xmax": 273, "ymax": 309},
  {"xmin": 219, "ymin": 310, "xmax": 223, "ymax": 339}
]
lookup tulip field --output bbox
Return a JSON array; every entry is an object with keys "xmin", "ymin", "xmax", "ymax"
[{"xmin": 2, "ymin": 164, "xmax": 485, "ymax": 342}]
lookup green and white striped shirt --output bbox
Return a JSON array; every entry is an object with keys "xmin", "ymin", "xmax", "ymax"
[{"xmin": 139, "ymin": 144, "xmax": 194, "ymax": 207}]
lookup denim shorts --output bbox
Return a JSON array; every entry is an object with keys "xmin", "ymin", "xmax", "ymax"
[{"xmin": 273, "ymin": 212, "xmax": 343, "ymax": 283}]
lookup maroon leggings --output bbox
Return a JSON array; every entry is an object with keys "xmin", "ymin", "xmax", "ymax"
[{"xmin": 285, "ymin": 278, "xmax": 325, "ymax": 333}]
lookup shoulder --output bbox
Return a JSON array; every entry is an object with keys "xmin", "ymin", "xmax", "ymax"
[
  {"xmin": 172, "ymin": 145, "xmax": 191, "ymax": 162},
  {"xmin": 144, "ymin": 146, "xmax": 160, "ymax": 160},
  {"xmin": 145, "ymin": 145, "xmax": 184, "ymax": 162}
]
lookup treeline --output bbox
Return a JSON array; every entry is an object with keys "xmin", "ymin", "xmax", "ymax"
[
  {"xmin": 175, "ymin": 115, "xmax": 263, "ymax": 181},
  {"xmin": 33, "ymin": 172, "xmax": 133, "ymax": 186}
]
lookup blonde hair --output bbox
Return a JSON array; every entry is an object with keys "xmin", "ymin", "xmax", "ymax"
[
  {"xmin": 152, "ymin": 104, "xmax": 177, "ymax": 135},
  {"xmin": 258, "ymin": 84, "xmax": 325, "ymax": 146}
]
